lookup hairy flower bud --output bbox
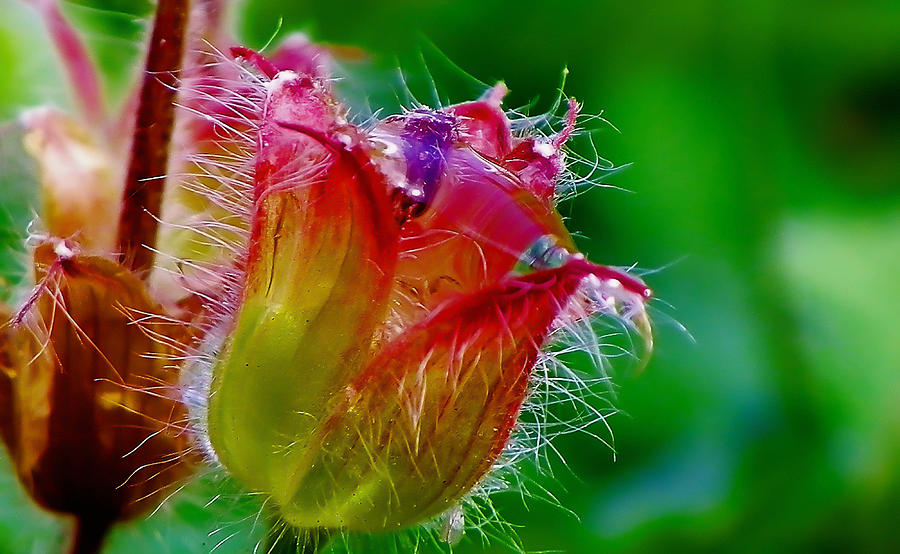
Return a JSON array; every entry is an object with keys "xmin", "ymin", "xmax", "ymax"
[
  {"xmin": 0, "ymin": 244, "xmax": 190, "ymax": 530},
  {"xmin": 195, "ymin": 49, "xmax": 653, "ymax": 538},
  {"xmin": 206, "ymin": 70, "xmax": 399, "ymax": 498}
]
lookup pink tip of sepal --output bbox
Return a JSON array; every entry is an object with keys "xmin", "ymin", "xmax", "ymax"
[
  {"xmin": 26, "ymin": 0, "xmax": 105, "ymax": 126},
  {"xmin": 230, "ymin": 46, "xmax": 279, "ymax": 79},
  {"xmin": 10, "ymin": 237, "xmax": 78, "ymax": 326},
  {"xmin": 450, "ymin": 83, "xmax": 513, "ymax": 159}
]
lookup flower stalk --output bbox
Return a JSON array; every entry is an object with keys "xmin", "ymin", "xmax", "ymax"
[
  {"xmin": 69, "ymin": 516, "xmax": 113, "ymax": 554},
  {"xmin": 117, "ymin": 0, "xmax": 191, "ymax": 274}
]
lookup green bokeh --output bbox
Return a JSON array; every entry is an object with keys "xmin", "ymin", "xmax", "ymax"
[{"xmin": 0, "ymin": 0, "xmax": 897, "ymax": 552}]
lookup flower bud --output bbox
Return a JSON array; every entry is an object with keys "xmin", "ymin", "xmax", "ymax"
[
  {"xmin": 205, "ymin": 69, "xmax": 399, "ymax": 500},
  {"xmin": 21, "ymin": 109, "xmax": 120, "ymax": 253},
  {"xmin": 199, "ymin": 57, "xmax": 653, "ymax": 536},
  {"xmin": 0, "ymin": 241, "xmax": 191, "ymax": 541}
]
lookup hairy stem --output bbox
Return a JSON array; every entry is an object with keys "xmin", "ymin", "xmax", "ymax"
[
  {"xmin": 68, "ymin": 515, "xmax": 113, "ymax": 554},
  {"xmin": 116, "ymin": 0, "xmax": 190, "ymax": 275},
  {"xmin": 264, "ymin": 523, "xmax": 331, "ymax": 554}
]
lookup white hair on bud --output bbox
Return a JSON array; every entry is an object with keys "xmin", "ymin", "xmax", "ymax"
[{"xmin": 151, "ymin": 43, "xmax": 268, "ymax": 467}]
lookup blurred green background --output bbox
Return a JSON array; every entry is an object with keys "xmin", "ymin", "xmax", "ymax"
[{"xmin": 0, "ymin": 0, "xmax": 898, "ymax": 552}]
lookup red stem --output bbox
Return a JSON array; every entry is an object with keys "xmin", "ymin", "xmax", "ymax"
[
  {"xmin": 116, "ymin": 0, "xmax": 190, "ymax": 275},
  {"xmin": 68, "ymin": 515, "xmax": 113, "ymax": 554}
]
